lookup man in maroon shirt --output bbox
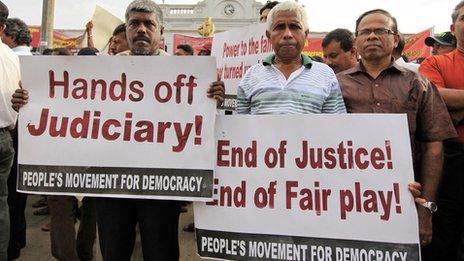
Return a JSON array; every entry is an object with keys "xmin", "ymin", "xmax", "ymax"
[{"xmin": 337, "ymin": 9, "xmax": 457, "ymax": 247}]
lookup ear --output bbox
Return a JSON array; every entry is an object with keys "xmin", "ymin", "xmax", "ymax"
[
  {"xmin": 350, "ymin": 47, "xmax": 357, "ymax": 57},
  {"xmin": 451, "ymin": 24, "xmax": 455, "ymax": 35},
  {"xmin": 160, "ymin": 26, "xmax": 164, "ymax": 36},
  {"xmin": 305, "ymin": 29, "xmax": 309, "ymax": 38},
  {"xmin": 266, "ymin": 30, "xmax": 270, "ymax": 39},
  {"xmin": 392, "ymin": 33, "xmax": 400, "ymax": 48},
  {"xmin": 0, "ymin": 24, "xmax": 5, "ymax": 35}
]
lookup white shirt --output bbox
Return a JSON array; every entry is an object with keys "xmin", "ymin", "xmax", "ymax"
[
  {"xmin": 0, "ymin": 40, "xmax": 21, "ymax": 128},
  {"xmin": 12, "ymin": 45, "xmax": 32, "ymax": 56},
  {"xmin": 395, "ymin": 57, "xmax": 420, "ymax": 73}
]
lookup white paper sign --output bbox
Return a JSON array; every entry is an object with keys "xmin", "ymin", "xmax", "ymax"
[
  {"xmin": 211, "ymin": 23, "xmax": 273, "ymax": 110},
  {"xmin": 195, "ymin": 114, "xmax": 420, "ymax": 260},
  {"xmin": 18, "ymin": 56, "xmax": 216, "ymax": 201}
]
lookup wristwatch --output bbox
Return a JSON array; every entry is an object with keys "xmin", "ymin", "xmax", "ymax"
[{"xmin": 420, "ymin": 201, "xmax": 438, "ymax": 214}]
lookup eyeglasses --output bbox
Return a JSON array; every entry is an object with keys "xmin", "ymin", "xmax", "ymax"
[{"xmin": 356, "ymin": 28, "xmax": 396, "ymax": 37}]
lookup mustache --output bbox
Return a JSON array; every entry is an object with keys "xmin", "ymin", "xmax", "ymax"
[
  {"xmin": 280, "ymin": 41, "xmax": 296, "ymax": 45},
  {"xmin": 364, "ymin": 41, "xmax": 382, "ymax": 47},
  {"xmin": 133, "ymin": 36, "xmax": 150, "ymax": 43}
]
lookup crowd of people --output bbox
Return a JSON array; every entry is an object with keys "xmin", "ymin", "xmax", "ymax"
[{"xmin": 0, "ymin": 0, "xmax": 463, "ymax": 260}]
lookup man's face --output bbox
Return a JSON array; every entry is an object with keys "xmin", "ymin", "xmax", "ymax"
[
  {"xmin": 323, "ymin": 40, "xmax": 357, "ymax": 73},
  {"xmin": 260, "ymin": 8, "xmax": 271, "ymax": 23},
  {"xmin": 110, "ymin": 31, "xmax": 129, "ymax": 55},
  {"xmin": 126, "ymin": 11, "xmax": 162, "ymax": 55},
  {"xmin": 355, "ymin": 13, "xmax": 399, "ymax": 62},
  {"xmin": 266, "ymin": 10, "xmax": 308, "ymax": 62},
  {"xmin": 175, "ymin": 48, "xmax": 189, "ymax": 56},
  {"xmin": 451, "ymin": 6, "xmax": 464, "ymax": 49},
  {"xmin": 431, "ymin": 42, "xmax": 455, "ymax": 55},
  {"xmin": 1, "ymin": 33, "xmax": 15, "ymax": 48}
]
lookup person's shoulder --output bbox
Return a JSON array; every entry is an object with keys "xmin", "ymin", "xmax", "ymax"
[
  {"xmin": 245, "ymin": 62, "xmax": 266, "ymax": 75},
  {"xmin": 0, "ymin": 42, "xmax": 17, "ymax": 56},
  {"xmin": 336, "ymin": 66, "xmax": 357, "ymax": 78},
  {"xmin": 0, "ymin": 42, "xmax": 19, "ymax": 65},
  {"xmin": 310, "ymin": 61, "xmax": 331, "ymax": 71},
  {"xmin": 422, "ymin": 51, "xmax": 455, "ymax": 65},
  {"xmin": 308, "ymin": 61, "xmax": 336, "ymax": 77}
]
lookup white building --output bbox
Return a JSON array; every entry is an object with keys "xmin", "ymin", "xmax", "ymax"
[{"xmin": 160, "ymin": 0, "xmax": 264, "ymax": 52}]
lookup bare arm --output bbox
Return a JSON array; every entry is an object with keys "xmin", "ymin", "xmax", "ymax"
[
  {"xmin": 438, "ymin": 88, "xmax": 464, "ymax": 110},
  {"xmin": 86, "ymin": 21, "xmax": 95, "ymax": 48},
  {"xmin": 417, "ymin": 141, "xmax": 443, "ymax": 245}
]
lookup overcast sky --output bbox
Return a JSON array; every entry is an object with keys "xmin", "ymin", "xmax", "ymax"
[{"xmin": 2, "ymin": 0, "xmax": 460, "ymax": 33}]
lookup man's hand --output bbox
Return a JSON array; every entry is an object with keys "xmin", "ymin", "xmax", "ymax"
[
  {"xmin": 417, "ymin": 206, "xmax": 433, "ymax": 246},
  {"xmin": 408, "ymin": 182, "xmax": 426, "ymax": 204},
  {"xmin": 11, "ymin": 87, "xmax": 29, "ymax": 112},
  {"xmin": 86, "ymin": 21, "xmax": 93, "ymax": 33},
  {"xmin": 408, "ymin": 181, "xmax": 433, "ymax": 246},
  {"xmin": 207, "ymin": 80, "xmax": 225, "ymax": 105}
]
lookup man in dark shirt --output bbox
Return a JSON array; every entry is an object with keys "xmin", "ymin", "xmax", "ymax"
[{"xmin": 337, "ymin": 9, "xmax": 457, "ymax": 247}]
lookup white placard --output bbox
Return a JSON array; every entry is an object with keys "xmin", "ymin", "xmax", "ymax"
[
  {"xmin": 211, "ymin": 23, "xmax": 273, "ymax": 110},
  {"xmin": 18, "ymin": 56, "xmax": 217, "ymax": 201},
  {"xmin": 195, "ymin": 114, "xmax": 420, "ymax": 260}
]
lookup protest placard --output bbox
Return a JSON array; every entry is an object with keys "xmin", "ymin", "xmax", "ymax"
[
  {"xmin": 194, "ymin": 114, "xmax": 420, "ymax": 260},
  {"xmin": 403, "ymin": 28, "xmax": 433, "ymax": 61},
  {"xmin": 18, "ymin": 56, "xmax": 217, "ymax": 201},
  {"xmin": 211, "ymin": 23, "xmax": 273, "ymax": 111}
]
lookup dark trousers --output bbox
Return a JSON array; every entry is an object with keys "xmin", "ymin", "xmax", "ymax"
[
  {"xmin": 0, "ymin": 129, "xmax": 14, "ymax": 260},
  {"xmin": 48, "ymin": 195, "xmax": 80, "ymax": 261},
  {"xmin": 96, "ymin": 197, "xmax": 180, "ymax": 261},
  {"xmin": 7, "ymin": 127, "xmax": 27, "ymax": 259},
  {"xmin": 76, "ymin": 197, "xmax": 96, "ymax": 261},
  {"xmin": 422, "ymin": 141, "xmax": 464, "ymax": 261}
]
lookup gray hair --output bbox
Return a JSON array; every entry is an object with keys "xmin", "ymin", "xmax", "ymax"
[
  {"xmin": 452, "ymin": 0, "xmax": 464, "ymax": 23},
  {"xmin": 125, "ymin": 0, "xmax": 163, "ymax": 25},
  {"xmin": 266, "ymin": 1, "xmax": 308, "ymax": 31}
]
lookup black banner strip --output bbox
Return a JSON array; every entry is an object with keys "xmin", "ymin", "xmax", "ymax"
[
  {"xmin": 218, "ymin": 94, "xmax": 237, "ymax": 111},
  {"xmin": 18, "ymin": 164, "xmax": 212, "ymax": 197},
  {"xmin": 196, "ymin": 228, "xmax": 420, "ymax": 260}
]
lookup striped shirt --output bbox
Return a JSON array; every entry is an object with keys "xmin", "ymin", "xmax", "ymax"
[{"xmin": 237, "ymin": 54, "xmax": 346, "ymax": 115}]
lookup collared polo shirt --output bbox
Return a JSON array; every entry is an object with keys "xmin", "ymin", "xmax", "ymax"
[
  {"xmin": 236, "ymin": 54, "xmax": 346, "ymax": 114},
  {"xmin": 337, "ymin": 61, "xmax": 456, "ymax": 175}
]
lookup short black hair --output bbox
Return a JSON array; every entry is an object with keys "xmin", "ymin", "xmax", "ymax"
[
  {"xmin": 4, "ymin": 18, "xmax": 32, "ymax": 46},
  {"xmin": 52, "ymin": 48, "xmax": 72, "ymax": 56},
  {"xmin": 42, "ymin": 48, "xmax": 53, "ymax": 55},
  {"xmin": 322, "ymin": 28, "xmax": 354, "ymax": 52},
  {"xmin": 392, "ymin": 32, "xmax": 405, "ymax": 58},
  {"xmin": 355, "ymin": 9, "xmax": 398, "ymax": 36},
  {"xmin": 311, "ymin": 55, "xmax": 324, "ymax": 62},
  {"xmin": 78, "ymin": 47, "xmax": 99, "ymax": 56},
  {"xmin": 0, "ymin": 1, "xmax": 9, "ymax": 25},
  {"xmin": 113, "ymin": 23, "xmax": 126, "ymax": 36},
  {"xmin": 260, "ymin": 1, "xmax": 279, "ymax": 15},
  {"xmin": 176, "ymin": 44, "xmax": 194, "ymax": 55}
]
